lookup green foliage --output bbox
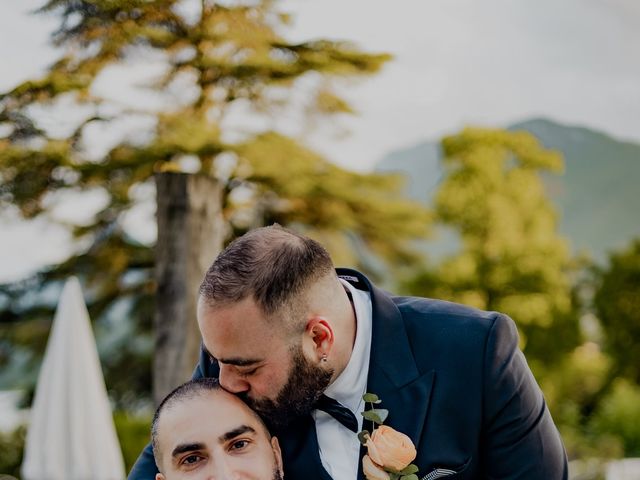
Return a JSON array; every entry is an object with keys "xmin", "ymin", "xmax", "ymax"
[
  {"xmin": 113, "ymin": 411, "xmax": 153, "ymax": 472},
  {"xmin": 396, "ymin": 474, "xmax": 418, "ymax": 480},
  {"xmin": 362, "ymin": 392, "xmax": 381, "ymax": 403},
  {"xmin": 590, "ymin": 379, "xmax": 640, "ymax": 457},
  {"xmin": 0, "ymin": 412, "xmax": 151, "ymax": 476},
  {"xmin": 0, "ymin": 426, "xmax": 25, "ymax": 477},
  {"xmin": 535, "ymin": 240, "xmax": 640, "ymax": 462},
  {"xmin": 388, "ymin": 471, "xmax": 419, "ymax": 480},
  {"xmin": 539, "ymin": 342, "xmax": 624, "ymax": 460},
  {"xmin": 553, "ymin": 369, "xmax": 640, "ymax": 461},
  {"xmin": 541, "ymin": 343, "xmax": 612, "ymax": 419},
  {"xmin": 404, "ymin": 127, "xmax": 580, "ymax": 365},
  {"xmin": 361, "ymin": 408, "xmax": 389, "ymax": 425},
  {"xmin": 560, "ymin": 237, "xmax": 640, "ymax": 444},
  {"xmin": 399, "ymin": 464, "xmax": 419, "ymax": 475},
  {"xmin": 237, "ymin": 132, "xmax": 429, "ymax": 266},
  {"xmin": 0, "ymin": 0, "xmax": 428, "ymax": 407},
  {"xmin": 594, "ymin": 239, "xmax": 640, "ymax": 384}
]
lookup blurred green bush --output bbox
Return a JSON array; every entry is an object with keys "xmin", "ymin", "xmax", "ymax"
[
  {"xmin": 543, "ymin": 344, "xmax": 640, "ymax": 461},
  {"xmin": 0, "ymin": 412, "xmax": 151, "ymax": 477},
  {"xmin": 0, "ymin": 426, "xmax": 24, "ymax": 477},
  {"xmin": 591, "ymin": 379, "xmax": 640, "ymax": 456},
  {"xmin": 113, "ymin": 411, "xmax": 153, "ymax": 473}
]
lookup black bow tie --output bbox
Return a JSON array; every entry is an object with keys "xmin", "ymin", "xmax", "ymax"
[{"xmin": 314, "ymin": 394, "xmax": 359, "ymax": 433}]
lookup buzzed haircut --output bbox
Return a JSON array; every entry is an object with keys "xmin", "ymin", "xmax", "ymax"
[
  {"xmin": 151, "ymin": 378, "xmax": 271, "ymax": 470},
  {"xmin": 199, "ymin": 224, "xmax": 334, "ymax": 315}
]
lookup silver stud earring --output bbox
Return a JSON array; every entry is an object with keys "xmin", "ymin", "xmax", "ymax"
[{"xmin": 321, "ymin": 354, "xmax": 328, "ymax": 363}]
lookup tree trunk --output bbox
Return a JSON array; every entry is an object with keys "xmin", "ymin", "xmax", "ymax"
[{"xmin": 153, "ymin": 172, "xmax": 225, "ymax": 405}]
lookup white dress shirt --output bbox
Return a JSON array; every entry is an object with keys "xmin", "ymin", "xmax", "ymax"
[{"xmin": 312, "ymin": 279, "xmax": 373, "ymax": 479}]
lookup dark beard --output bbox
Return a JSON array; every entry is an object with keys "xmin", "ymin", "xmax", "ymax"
[
  {"xmin": 272, "ymin": 468, "xmax": 283, "ymax": 480},
  {"xmin": 243, "ymin": 344, "xmax": 333, "ymax": 430}
]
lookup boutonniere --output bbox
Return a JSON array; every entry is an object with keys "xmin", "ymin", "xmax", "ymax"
[{"xmin": 358, "ymin": 392, "xmax": 420, "ymax": 480}]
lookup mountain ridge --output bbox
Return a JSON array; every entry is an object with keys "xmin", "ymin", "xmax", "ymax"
[{"xmin": 375, "ymin": 118, "xmax": 640, "ymax": 263}]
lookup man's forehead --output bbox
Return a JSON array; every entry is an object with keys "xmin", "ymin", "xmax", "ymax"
[
  {"xmin": 198, "ymin": 294, "xmax": 262, "ymax": 317},
  {"xmin": 200, "ymin": 297, "xmax": 274, "ymax": 332},
  {"xmin": 162, "ymin": 390, "xmax": 256, "ymax": 434},
  {"xmin": 199, "ymin": 301, "xmax": 286, "ymax": 355}
]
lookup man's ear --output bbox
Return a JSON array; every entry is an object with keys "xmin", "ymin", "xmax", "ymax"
[
  {"xmin": 271, "ymin": 436, "xmax": 284, "ymax": 477},
  {"xmin": 304, "ymin": 316, "xmax": 334, "ymax": 360},
  {"xmin": 155, "ymin": 473, "xmax": 165, "ymax": 480}
]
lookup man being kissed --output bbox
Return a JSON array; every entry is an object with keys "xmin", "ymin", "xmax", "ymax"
[{"xmin": 152, "ymin": 377, "xmax": 283, "ymax": 480}]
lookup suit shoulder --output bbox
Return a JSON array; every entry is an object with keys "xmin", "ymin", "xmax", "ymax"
[
  {"xmin": 390, "ymin": 295, "xmax": 512, "ymax": 352},
  {"xmin": 392, "ymin": 295, "xmax": 499, "ymax": 327},
  {"xmin": 388, "ymin": 297, "xmax": 515, "ymax": 379}
]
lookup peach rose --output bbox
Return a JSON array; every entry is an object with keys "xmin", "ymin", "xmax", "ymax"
[
  {"xmin": 362, "ymin": 454, "xmax": 390, "ymax": 480},
  {"xmin": 366, "ymin": 425, "xmax": 417, "ymax": 472}
]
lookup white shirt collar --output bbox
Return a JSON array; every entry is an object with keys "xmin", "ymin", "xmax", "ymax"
[{"xmin": 324, "ymin": 279, "xmax": 373, "ymax": 416}]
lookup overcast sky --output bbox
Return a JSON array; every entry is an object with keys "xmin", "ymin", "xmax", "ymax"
[
  {"xmin": 295, "ymin": 0, "xmax": 640, "ymax": 170},
  {"xmin": 1, "ymin": 0, "xmax": 639, "ymax": 281}
]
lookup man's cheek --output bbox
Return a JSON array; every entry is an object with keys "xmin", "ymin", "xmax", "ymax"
[{"xmin": 257, "ymin": 373, "xmax": 284, "ymax": 398}]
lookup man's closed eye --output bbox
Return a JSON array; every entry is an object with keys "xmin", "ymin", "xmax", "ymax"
[{"xmin": 238, "ymin": 367, "xmax": 259, "ymax": 377}]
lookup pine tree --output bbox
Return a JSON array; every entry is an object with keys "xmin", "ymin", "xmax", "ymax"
[{"xmin": 0, "ymin": 0, "xmax": 429, "ymax": 405}]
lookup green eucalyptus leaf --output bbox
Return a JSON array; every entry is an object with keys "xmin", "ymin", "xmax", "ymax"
[
  {"xmin": 357, "ymin": 430, "xmax": 370, "ymax": 446},
  {"xmin": 371, "ymin": 408, "xmax": 389, "ymax": 423},
  {"xmin": 399, "ymin": 464, "xmax": 419, "ymax": 475},
  {"xmin": 362, "ymin": 392, "xmax": 381, "ymax": 404},
  {"xmin": 361, "ymin": 408, "xmax": 389, "ymax": 425},
  {"xmin": 400, "ymin": 475, "xmax": 419, "ymax": 480},
  {"xmin": 361, "ymin": 410, "xmax": 380, "ymax": 424}
]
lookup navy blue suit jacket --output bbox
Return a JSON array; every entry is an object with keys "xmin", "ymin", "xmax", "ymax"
[{"xmin": 129, "ymin": 268, "xmax": 568, "ymax": 479}]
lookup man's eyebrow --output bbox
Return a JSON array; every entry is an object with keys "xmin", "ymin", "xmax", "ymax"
[
  {"xmin": 219, "ymin": 425, "xmax": 257, "ymax": 443},
  {"xmin": 217, "ymin": 357, "xmax": 261, "ymax": 367},
  {"xmin": 201, "ymin": 346, "xmax": 260, "ymax": 367},
  {"xmin": 171, "ymin": 442, "xmax": 205, "ymax": 458}
]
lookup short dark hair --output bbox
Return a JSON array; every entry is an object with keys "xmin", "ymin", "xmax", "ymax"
[
  {"xmin": 151, "ymin": 378, "xmax": 222, "ymax": 468},
  {"xmin": 199, "ymin": 225, "xmax": 334, "ymax": 316}
]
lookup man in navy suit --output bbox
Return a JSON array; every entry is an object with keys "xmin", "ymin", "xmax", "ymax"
[{"xmin": 130, "ymin": 225, "xmax": 568, "ymax": 479}]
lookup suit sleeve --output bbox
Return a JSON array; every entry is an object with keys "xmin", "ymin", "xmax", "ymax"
[
  {"xmin": 481, "ymin": 314, "xmax": 568, "ymax": 479},
  {"xmin": 127, "ymin": 347, "xmax": 218, "ymax": 480}
]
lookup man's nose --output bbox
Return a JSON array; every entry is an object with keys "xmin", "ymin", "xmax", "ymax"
[
  {"xmin": 218, "ymin": 364, "xmax": 250, "ymax": 393},
  {"xmin": 208, "ymin": 456, "xmax": 238, "ymax": 480}
]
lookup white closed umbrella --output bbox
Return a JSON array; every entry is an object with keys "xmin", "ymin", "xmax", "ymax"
[{"xmin": 21, "ymin": 277, "xmax": 126, "ymax": 480}]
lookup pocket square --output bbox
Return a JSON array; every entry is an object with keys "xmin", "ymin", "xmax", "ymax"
[{"xmin": 421, "ymin": 467, "xmax": 457, "ymax": 480}]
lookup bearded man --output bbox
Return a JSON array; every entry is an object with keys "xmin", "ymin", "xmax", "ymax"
[{"xmin": 130, "ymin": 225, "xmax": 568, "ymax": 480}]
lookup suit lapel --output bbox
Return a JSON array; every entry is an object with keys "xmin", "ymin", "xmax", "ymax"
[
  {"xmin": 336, "ymin": 269, "xmax": 436, "ymax": 480},
  {"xmin": 277, "ymin": 415, "xmax": 333, "ymax": 480}
]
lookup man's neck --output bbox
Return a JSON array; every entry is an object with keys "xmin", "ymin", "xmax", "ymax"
[{"xmin": 328, "ymin": 284, "xmax": 358, "ymax": 384}]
